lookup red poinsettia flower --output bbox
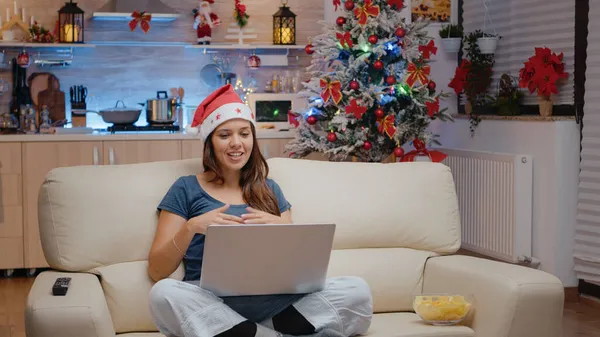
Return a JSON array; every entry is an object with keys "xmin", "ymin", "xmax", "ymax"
[{"xmin": 518, "ymin": 47, "xmax": 568, "ymax": 98}]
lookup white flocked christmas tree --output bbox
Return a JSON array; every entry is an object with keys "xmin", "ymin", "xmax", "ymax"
[{"xmin": 286, "ymin": 0, "xmax": 453, "ymax": 163}]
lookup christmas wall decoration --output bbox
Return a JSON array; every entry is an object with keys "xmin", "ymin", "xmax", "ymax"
[
  {"xmin": 286, "ymin": 0, "xmax": 453, "ymax": 163},
  {"xmin": 129, "ymin": 11, "xmax": 151, "ymax": 33},
  {"xmin": 192, "ymin": 0, "xmax": 221, "ymax": 45}
]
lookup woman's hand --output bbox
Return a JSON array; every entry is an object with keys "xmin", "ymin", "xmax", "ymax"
[
  {"xmin": 241, "ymin": 207, "xmax": 283, "ymax": 224},
  {"xmin": 186, "ymin": 204, "xmax": 244, "ymax": 234}
]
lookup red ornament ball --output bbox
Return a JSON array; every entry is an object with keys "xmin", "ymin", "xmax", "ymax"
[
  {"xmin": 363, "ymin": 141, "xmax": 372, "ymax": 150},
  {"xmin": 395, "ymin": 27, "xmax": 406, "ymax": 38},
  {"xmin": 327, "ymin": 132, "xmax": 337, "ymax": 142},
  {"xmin": 385, "ymin": 75, "xmax": 396, "ymax": 85},
  {"xmin": 368, "ymin": 35, "xmax": 378, "ymax": 44},
  {"xmin": 413, "ymin": 138, "xmax": 426, "ymax": 150},
  {"xmin": 305, "ymin": 44, "xmax": 314, "ymax": 55},
  {"xmin": 349, "ymin": 80, "xmax": 360, "ymax": 90},
  {"xmin": 373, "ymin": 60, "xmax": 384, "ymax": 71},
  {"xmin": 394, "ymin": 147, "xmax": 405, "ymax": 158},
  {"xmin": 428, "ymin": 81, "xmax": 437, "ymax": 91},
  {"xmin": 374, "ymin": 107, "xmax": 385, "ymax": 118},
  {"xmin": 336, "ymin": 16, "xmax": 346, "ymax": 26},
  {"xmin": 344, "ymin": 1, "xmax": 355, "ymax": 10},
  {"xmin": 306, "ymin": 115, "xmax": 317, "ymax": 125}
]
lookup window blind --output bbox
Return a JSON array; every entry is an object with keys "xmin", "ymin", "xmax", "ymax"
[
  {"xmin": 574, "ymin": 0, "xmax": 600, "ymax": 284},
  {"xmin": 461, "ymin": 0, "xmax": 575, "ymax": 105}
]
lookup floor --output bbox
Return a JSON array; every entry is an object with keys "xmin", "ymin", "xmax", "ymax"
[{"xmin": 1, "ymin": 273, "xmax": 600, "ymax": 337}]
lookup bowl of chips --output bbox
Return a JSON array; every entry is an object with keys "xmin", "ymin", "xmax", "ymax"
[{"xmin": 413, "ymin": 294, "xmax": 473, "ymax": 326}]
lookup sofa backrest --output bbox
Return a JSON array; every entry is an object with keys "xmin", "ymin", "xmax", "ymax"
[
  {"xmin": 38, "ymin": 158, "xmax": 204, "ymax": 271},
  {"xmin": 266, "ymin": 158, "xmax": 461, "ymax": 253}
]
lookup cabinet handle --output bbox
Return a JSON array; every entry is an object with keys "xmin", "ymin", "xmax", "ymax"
[
  {"xmin": 109, "ymin": 147, "xmax": 115, "ymax": 165},
  {"xmin": 93, "ymin": 146, "xmax": 99, "ymax": 165},
  {"xmin": 263, "ymin": 144, "xmax": 269, "ymax": 159}
]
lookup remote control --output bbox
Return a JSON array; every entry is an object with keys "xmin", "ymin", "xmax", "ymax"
[{"xmin": 52, "ymin": 277, "xmax": 71, "ymax": 296}]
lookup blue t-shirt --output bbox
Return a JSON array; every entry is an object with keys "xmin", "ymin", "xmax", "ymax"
[{"xmin": 157, "ymin": 175, "xmax": 301, "ymax": 322}]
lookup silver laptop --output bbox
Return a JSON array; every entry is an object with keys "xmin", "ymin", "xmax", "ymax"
[{"xmin": 199, "ymin": 223, "xmax": 336, "ymax": 297}]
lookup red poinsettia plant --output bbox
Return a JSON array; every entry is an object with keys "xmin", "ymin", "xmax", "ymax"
[{"xmin": 518, "ymin": 47, "xmax": 568, "ymax": 98}]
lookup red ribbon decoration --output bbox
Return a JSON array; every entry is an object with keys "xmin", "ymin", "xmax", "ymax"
[
  {"xmin": 354, "ymin": 0, "xmax": 380, "ymax": 26},
  {"xmin": 336, "ymin": 31, "xmax": 353, "ymax": 49},
  {"xmin": 418, "ymin": 40, "xmax": 438, "ymax": 59},
  {"xmin": 378, "ymin": 115, "xmax": 396, "ymax": 138},
  {"xmin": 332, "ymin": 0, "xmax": 341, "ymax": 11},
  {"xmin": 320, "ymin": 79, "xmax": 343, "ymax": 104},
  {"xmin": 406, "ymin": 63, "xmax": 431, "ymax": 88},
  {"xmin": 345, "ymin": 98, "xmax": 367, "ymax": 119},
  {"xmin": 387, "ymin": 0, "xmax": 404, "ymax": 9},
  {"xmin": 425, "ymin": 97, "xmax": 440, "ymax": 117},
  {"xmin": 129, "ymin": 10, "xmax": 152, "ymax": 33},
  {"xmin": 400, "ymin": 148, "xmax": 447, "ymax": 162}
]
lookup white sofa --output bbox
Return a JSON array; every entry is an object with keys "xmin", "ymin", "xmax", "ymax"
[{"xmin": 24, "ymin": 157, "xmax": 564, "ymax": 337}]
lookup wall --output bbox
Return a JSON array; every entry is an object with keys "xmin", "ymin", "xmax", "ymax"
[
  {"xmin": 430, "ymin": 117, "xmax": 581, "ymax": 287},
  {"xmin": 0, "ymin": 0, "xmax": 320, "ymax": 128}
]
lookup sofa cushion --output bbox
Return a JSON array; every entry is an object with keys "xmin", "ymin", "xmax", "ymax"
[
  {"xmin": 327, "ymin": 248, "xmax": 436, "ymax": 312},
  {"xmin": 91, "ymin": 261, "xmax": 184, "ymax": 334},
  {"xmin": 266, "ymin": 158, "xmax": 461, "ymax": 254},
  {"xmin": 38, "ymin": 159, "xmax": 203, "ymax": 271},
  {"xmin": 364, "ymin": 312, "xmax": 474, "ymax": 337}
]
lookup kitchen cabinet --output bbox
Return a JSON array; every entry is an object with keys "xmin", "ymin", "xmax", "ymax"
[
  {"xmin": 0, "ymin": 143, "xmax": 23, "ymax": 273},
  {"xmin": 103, "ymin": 140, "xmax": 182, "ymax": 165},
  {"xmin": 182, "ymin": 140, "xmax": 203, "ymax": 160},
  {"xmin": 258, "ymin": 139, "xmax": 291, "ymax": 159},
  {"xmin": 22, "ymin": 141, "xmax": 103, "ymax": 270}
]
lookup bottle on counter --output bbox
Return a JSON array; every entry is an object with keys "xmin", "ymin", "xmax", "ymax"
[{"xmin": 39, "ymin": 106, "xmax": 52, "ymax": 134}]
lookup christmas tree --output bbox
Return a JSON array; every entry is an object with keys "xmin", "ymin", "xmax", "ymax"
[{"xmin": 286, "ymin": 0, "xmax": 453, "ymax": 163}]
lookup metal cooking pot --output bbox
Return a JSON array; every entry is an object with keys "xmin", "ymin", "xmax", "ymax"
[
  {"xmin": 142, "ymin": 91, "xmax": 178, "ymax": 124},
  {"xmin": 93, "ymin": 100, "xmax": 142, "ymax": 125}
]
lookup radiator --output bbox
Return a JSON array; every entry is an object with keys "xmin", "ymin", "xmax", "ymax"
[{"xmin": 438, "ymin": 148, "xmax": 537, "ymax": 267}]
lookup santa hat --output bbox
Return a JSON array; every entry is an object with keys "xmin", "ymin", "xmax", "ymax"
[{"xmin": 187, "ymin": 84, "xmax": 255, "ymax": 141}]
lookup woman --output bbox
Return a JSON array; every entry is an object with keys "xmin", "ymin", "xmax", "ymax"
[{"xmin": 147, "ymin": 84, "xmax": 373, "ymax": 337}]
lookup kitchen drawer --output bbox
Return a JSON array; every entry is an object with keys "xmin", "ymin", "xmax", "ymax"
[
  {"xmin": 0, "ymin": 206, "xmax": 22, "ymax": 237},
  {"xmin": 0, "ymin": 237, "xmax": 24, "ymax": 269},
  {"xmin": 0, "ymin": 143, "xmax": 21, "ymax": 174},
  {"xmin": 0, "ymin": 174, "xmax": 22, "ymax": 207}
]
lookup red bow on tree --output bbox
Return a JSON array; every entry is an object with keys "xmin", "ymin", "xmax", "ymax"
[
  {"xmin": 378, "ymin": 114, "xmax": 396, "ymax": 138},
  {"xmin": 425, "ymin": 97, "xmax": 440, "ymax": 117},
  {"xmin": 400, "ymin": 148, "xmax": 447, "ymax": 162},
  {"xmin": 336, "ymin": 31, "xmax": 353, "ymax": 49},
  {"xmin": 320, "ymin": 78, "xmax": 343, "ymax": 104},
  {"xmin": 419, "ymin": 40, "xmax": 438, "ymax": 59},
  {"xmin": 354, "ymin": 0, "xmax": 380, "ymax": 26},
  {"xmin": 345, "ymin": 98, "xmax": 367, "ymax": 119},
  {"xmin": 406, "ymin": 63, "xmax": 430, "ymax": 88},
  {"xmin": 387, "ymin": 0, "xmax": 404, "ymax": 9},
  {"xmin": 129, "ymin": 10, "xmax": 152, "ymax": 33},
  {"xmin": 332, "ymin": 0, "xmax": 341, "ymax": 11}
]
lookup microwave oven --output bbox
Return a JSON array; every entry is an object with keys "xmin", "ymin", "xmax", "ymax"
[{"xmin": 246, "ymin": 93, "xmax": 309, "ymax": 131}]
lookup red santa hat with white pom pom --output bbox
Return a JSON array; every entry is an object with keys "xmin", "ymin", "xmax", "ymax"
[{"xmin": 186, "ymin": 84, "xmax": 255, "ymax": 141}]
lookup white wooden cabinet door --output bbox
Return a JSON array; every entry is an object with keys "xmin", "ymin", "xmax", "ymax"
[
  {"xmin": 0, "ymin": 143, "xmax": 23, "ymax": 269},
  {"xmin": 22, "ymin": 141, "xmax": 103, "ymax": 269}
]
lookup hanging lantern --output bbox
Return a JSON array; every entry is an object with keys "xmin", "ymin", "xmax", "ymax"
[
  {"xmin": 58, "ymin": 0, "xmax": 84, "ymax": 43},
  {"xmin": 272, "ymin": 0, "xmax": 296, "ymax": 45}
]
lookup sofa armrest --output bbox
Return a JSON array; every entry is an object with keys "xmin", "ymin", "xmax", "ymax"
[
  {"xmin": 25, "ymin": 270, "xmax": 116, "ymax": 337},
  {"xmin": 422, "ymin": 255, "xmax": 564, "ymax": 337}
]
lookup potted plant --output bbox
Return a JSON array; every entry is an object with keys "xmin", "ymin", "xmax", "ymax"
[
  {"xmin": 493, "ymin": 73, "xmax": 523, "ymax": 115},
  {"xmin": 477, "ymin": 32, "xmax": 499, "ymax": 54},
  {"xmin": 439, "ymin": 24, "xmax": 463, "ymax": 53},
  {"xmin": 518, "ymin": 47, "xmax": 568, "ymax": 117}
]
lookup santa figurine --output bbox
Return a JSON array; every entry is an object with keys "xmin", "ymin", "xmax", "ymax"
[{"xmin": 193, "ymin": 0, "xmax": 221, "ymax": 45}]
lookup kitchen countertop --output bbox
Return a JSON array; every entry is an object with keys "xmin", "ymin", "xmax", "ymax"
[{"xmin": 0, "ymin": 129, "xmax": 297, "ymax": 142}]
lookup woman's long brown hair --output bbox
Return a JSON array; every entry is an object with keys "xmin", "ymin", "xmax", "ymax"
[{"xmin": 202, "ymin": 123, "xmax": 281, "ymax": 216}]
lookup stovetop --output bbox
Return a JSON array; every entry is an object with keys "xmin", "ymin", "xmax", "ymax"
[{"xmin": 107, "ymin": 124, "xmax": 181, "ymax": 134}]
